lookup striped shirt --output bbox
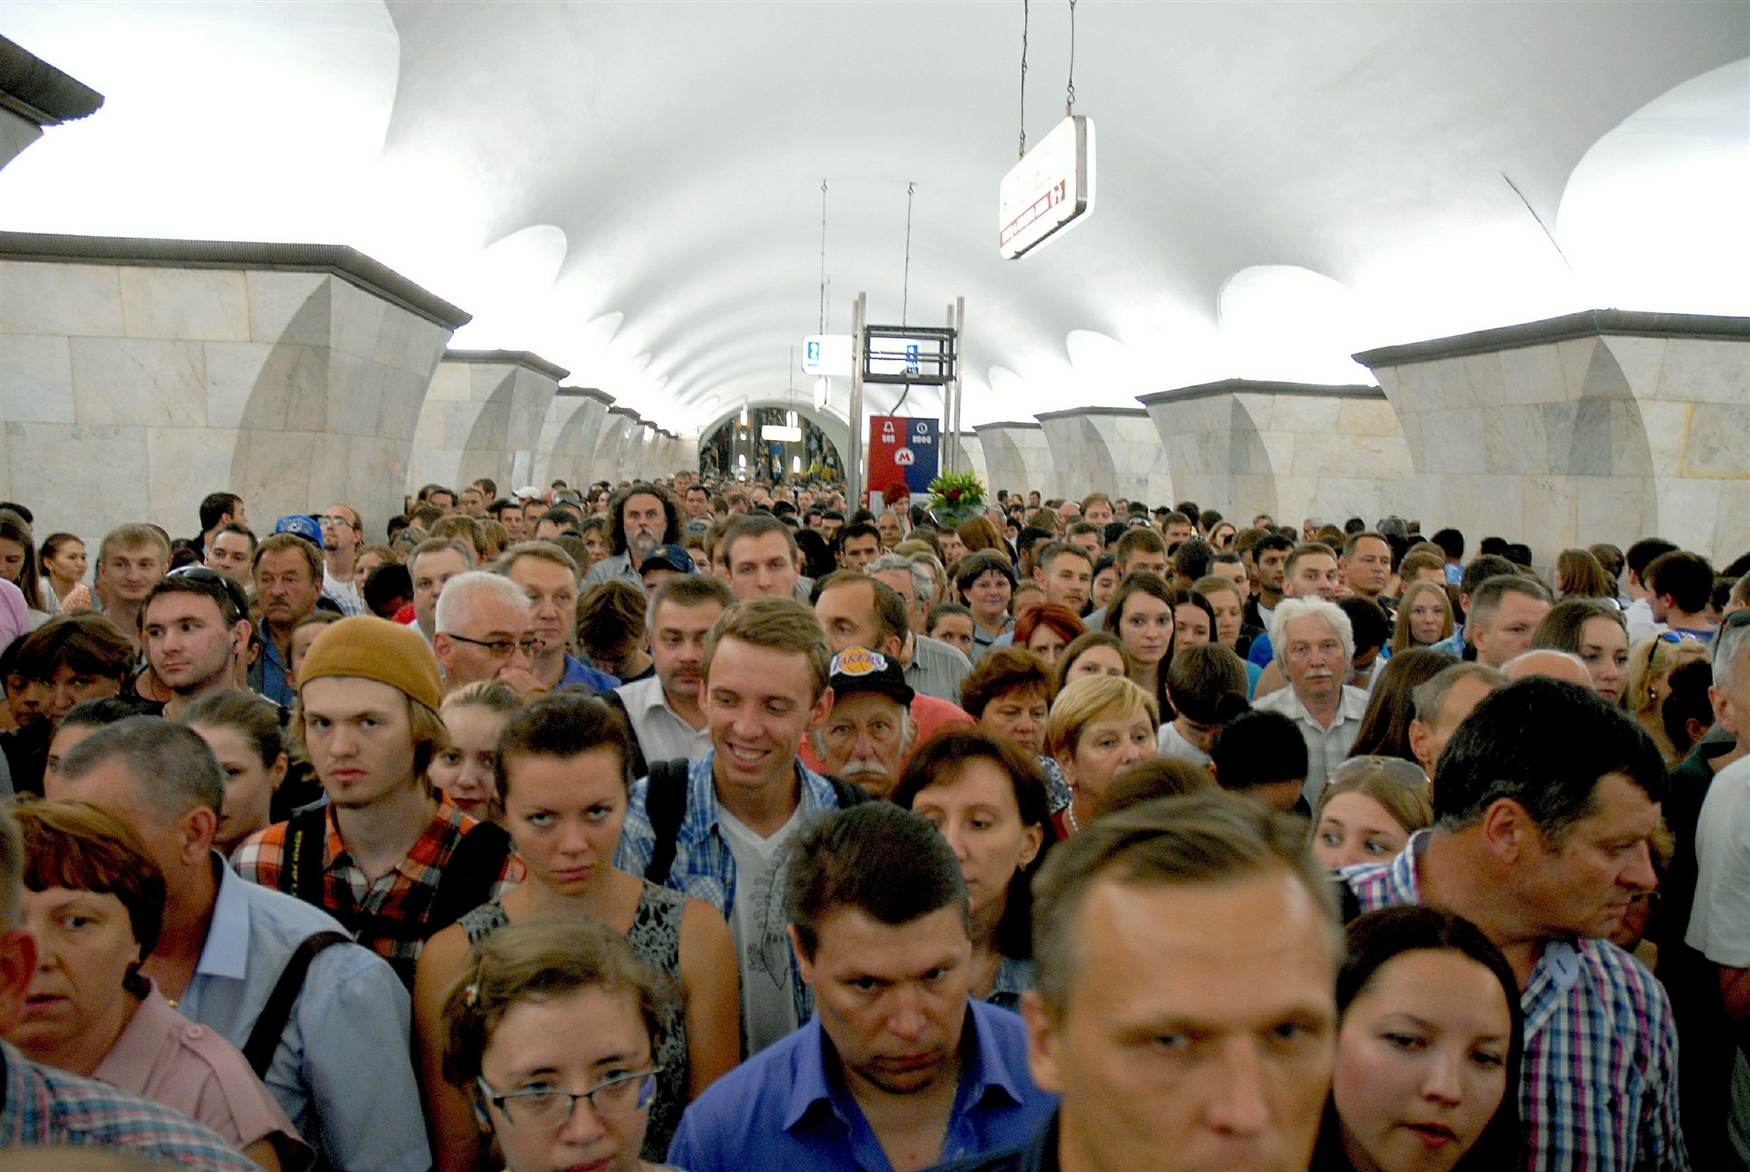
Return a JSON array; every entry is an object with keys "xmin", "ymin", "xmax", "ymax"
[
  {"xmin": 0, "ymin": 1038, "xmax": 260, "ymax": 1172},
  {"xmin": 1344, "ymin": 831, "xmax": 1689, "ymax": 1172}
]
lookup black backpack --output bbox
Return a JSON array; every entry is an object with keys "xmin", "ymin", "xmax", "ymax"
[{"xmin": 641, "ymin": 758, "xmax": 871, "ymax": 887}]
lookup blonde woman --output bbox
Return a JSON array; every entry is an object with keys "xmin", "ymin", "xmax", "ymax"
[
  {"xmin": 1625, "ymin": 635, "xmax": 1712, "ymax": 762},
  {"xmin": 1046, "ymin": 674, "xmax": 1159, "ymax": 837}
]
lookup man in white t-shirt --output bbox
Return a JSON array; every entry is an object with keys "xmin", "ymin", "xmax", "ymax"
[
  {"xmin": 1686, "ymin": 611, "xmax": 1750, "ymax": 1162},
  {"xmin": 615, "ymin": 596, "xmax": 861, "ymax": 1054},
  {"xmin": 612, "ymin": 573, "xmax": 733, "ymax": 767}
]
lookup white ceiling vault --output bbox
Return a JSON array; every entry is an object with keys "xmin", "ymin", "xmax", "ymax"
[{"xmin": 1, "ymin": 2, "xmax": 1744, "ymax": 437}]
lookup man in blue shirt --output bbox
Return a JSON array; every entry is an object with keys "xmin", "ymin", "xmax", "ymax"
[
  {"xmin": 667, "ymin": 803, "xmax": 1055, "ymax": 1172},
  {"xmin": 51, "ymin": 715, "xmax": 430, "ymax": 1172}
]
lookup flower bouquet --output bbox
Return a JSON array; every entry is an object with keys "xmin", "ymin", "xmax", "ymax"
[{"xmin": 926, "ymin": 472, "xmax": 986, "ymax": 530}]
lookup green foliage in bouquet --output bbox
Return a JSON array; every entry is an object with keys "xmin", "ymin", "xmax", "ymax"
[{"xmin": 926, "ymin": 472, "xmax": 986, "ymax": 528}]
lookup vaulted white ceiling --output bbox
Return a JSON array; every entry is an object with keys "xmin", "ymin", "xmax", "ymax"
[{"xmin": 2, "ymin": 2, "xmax": 1744, "ymax": 435}]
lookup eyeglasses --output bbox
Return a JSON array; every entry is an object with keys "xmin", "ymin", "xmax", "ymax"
[
  {"xmin": 1330, "ymin": 755, "xmax": 1429, "ymax": 790},
  {"xmin": 476, "ymin": 1068, "xmax": 660, "ymax": 1130},
  {"xmin": 446, "ymin": 633, "xmax": 542, "ymax": 658},
  {"xmin": 318, "ymin": 515, "xmax": 354, "ymax": 529}
]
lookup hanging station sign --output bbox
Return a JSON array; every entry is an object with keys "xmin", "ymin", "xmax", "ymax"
[
  {"xmin": 801, "ymin": 334, "xmax": 853, "ymax": 377},
  {"xmin": 998, "ymin": 114, "xmax": 1096, "ymax": 260},
  {"xmin": 867, "ymin": 415, "xmax": 940, "ymax": 501}
]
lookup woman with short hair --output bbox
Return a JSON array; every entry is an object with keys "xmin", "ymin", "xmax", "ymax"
[
  {"xmin": 1046, "ymin": 674, "xmax": 1159, "ymax": 836},
  {"xmin": 9, "ymin": 800, "xmax": 309, "ymax": 1171}
]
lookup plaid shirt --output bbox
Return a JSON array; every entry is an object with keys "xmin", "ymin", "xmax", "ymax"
[
  {"xmin": 1344, "ymin": 831, "xmax": 1689, "ymax": 1172},
  {"xmin": 0, "ymin": 1038, "xmax": 260, "ymax": 1171},
  {"xmin": 233, "ymin": 797, "xmax": 523, "ymax": 979},
  {"xmin": 614, "ymin": 751, "xmax": 841, "ymax": 1024}
]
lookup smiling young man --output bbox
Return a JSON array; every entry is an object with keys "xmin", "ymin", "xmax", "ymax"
[
  {"xmin": 667, "ymin": 803, "xmax": 1055, "ymax": 1172},
  {"xmin": 1345, "ymin": 676, "xmax": 1685, "ymax": 1172},
  {"xmin": 614, "ymin": 596, "xmax": 865, "ymax": 1054},
  {"xmin": 140, "ymin": 570, "xmax": 253, "ymax": 721},
  {"xmin": 232, "ymin": 616, "xmax": 522, "ymax": 988}
]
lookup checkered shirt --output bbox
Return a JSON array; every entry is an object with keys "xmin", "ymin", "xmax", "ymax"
[
  {"xmin": 233, "ymin": 796, "xmax": 523, "ymax": 974},
  {"xmin": 1344, "ymin": 831, "xmax": 1690, "ymax": 1172},
  {"xmin": 0, "ymin": 1038, "xmax": 260, "ymax": 1171}
]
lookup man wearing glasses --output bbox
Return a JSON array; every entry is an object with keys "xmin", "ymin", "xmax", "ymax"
[
  {"xmin": 141, "ymin": 568, "xmax": 255, "ymax": 720},
  {"xmin": 431, "ymin": 571, "xmax": 548, "ymax": 699},
  {"xmin": 318, "ymin": 504, "xmax": 369, "ymax": 616}
]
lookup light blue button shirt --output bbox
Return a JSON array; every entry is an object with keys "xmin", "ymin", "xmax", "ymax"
[{"xmin": 178, "ymin": 860, "xmax": 430, "ymax": 1172}]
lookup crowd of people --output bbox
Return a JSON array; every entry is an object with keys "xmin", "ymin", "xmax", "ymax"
[{"xmin": 0, "ymin": 469, "xmax": 1745, "ymax": 1172}]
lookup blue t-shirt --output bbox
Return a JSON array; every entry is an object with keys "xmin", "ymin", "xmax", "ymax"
[{"xmin": 667, "ymin": 1001, "xmax": 1056, "ymax": 1172}]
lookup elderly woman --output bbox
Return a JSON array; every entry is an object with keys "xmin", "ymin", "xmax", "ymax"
[
  {"xmin": 9, "ymin": 799, "xmax": 308, "ymax": 1171},
  {"xmin": 961, "ymin": 647, "xmax": 1072, "ymax": 814},
  {"xmin": 893, "ymin": 730, "xmax": 1056, "ymax": 1008},
  {"xmin": 1046, "ymin": 674, "xmax": 1160, "ymax": 836}
]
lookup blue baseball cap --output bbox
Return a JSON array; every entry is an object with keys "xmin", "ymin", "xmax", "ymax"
[
  {"xmin": 639, "ymin": 544, "xmax": 696, "ymax": 575},
  {"xmin": 273, "ymin": 515, "xmax": 322, "ymax": 543}
]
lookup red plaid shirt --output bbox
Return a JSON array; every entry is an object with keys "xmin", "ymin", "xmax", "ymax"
[{"xmin": 233, "ymin": 797, "xmax": 522, "ymax": 979}]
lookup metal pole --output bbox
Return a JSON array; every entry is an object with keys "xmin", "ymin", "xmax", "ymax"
[
  {"xmin": 953, "ymin": 296, "xmax": 966, "ymax": 480},
  {"xmin": 943, "ymin": 303, "xmax": 957, "ymax": 477},
  {"xmin": 848, "ymin": 292, "xmax": 867, "ymax": 510}
]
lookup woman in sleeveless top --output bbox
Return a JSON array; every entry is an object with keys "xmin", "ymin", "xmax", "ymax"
[{"xmin": 415, "ymin": 696, "xmax": 739, "ymax": 1171}]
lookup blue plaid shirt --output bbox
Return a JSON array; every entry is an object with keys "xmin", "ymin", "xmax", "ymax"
[
  {"xmin": 615, "ymin": 750, "xmax": 843, "ymax": 1024},
  {"xmin": 0, "ymin": 1038, "xmax": 261, "ymax": 1171},
  {"xmin": 1344, "ymin": 832, "xmax": 1689, "ymax": 1172}
]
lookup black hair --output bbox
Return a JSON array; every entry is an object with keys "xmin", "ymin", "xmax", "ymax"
[
  {"xmin": 607, "ymin": 482, "xmax": 683, "ymax": 556},
  {"xmin": 1173, "ymin": 537, "xmax": 1214, "ymax": 583},
  {"xmin": 1430, "ymin": 527, "xmax": 1465, "ymax": 560},
  {"xmin": 1210, "ymin": 709, "xmax": 1307, "ymax": 790},
  {"xmin": 1252, "ymin": 532, "xmax": 1294, "ymax": 560},
  {"xmin": 1433, "ymin": 676, "xmax": 1664, "ymax": 836},
  {"xmin": 787, "ymin": 802, "xmax": 968, "ymax": 959},
  {"xmin": 1336, "ymin": 596, "xmax": 1390, "ymax": 656},
  {"xmin": 1625, "ymin": 537, "xmax": 1679, "ymax": 581},
  {"xmin": 1644, "ymin": 550, "xmax": 1714, "ymax": 615},
  {"xmin": 363, "ymin": 562, "xmax": 414, "ymax": 618},
  {"xmin": 837, "ymin": 521, "xmax": 880, "ymax": 551},
  {"xmin": 1478, "ymin": 537, "xmax": 1509, "ymax": 558},
  {"xmin": 1309, "ymin": 906, "xmax": 1524, "ymax": 1172},
  {"xmin": 1661, "ymin": 660, "xmax": 1716, "ymax": 758},
  {"xmin": 60, "ymin": 697, "xmax": 147, "ymax": 732},
  {"xmin": 198, "ymin": 492, "xmax": 242, "ymax": 534},
  {"xmin": 1101, "ymin": 521, "xmax": 1127, "ymax": 547}
]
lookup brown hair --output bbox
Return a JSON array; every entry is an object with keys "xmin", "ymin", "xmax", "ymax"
[
  {"xmin": 98, "ymin": 523, "xmax": 170, "ymax": 568},
  {"xmin": 441, "ymin": 917, "xmax": 670, "ymax": 1088},
  {"xmin": 1310, "ymin": 761, "xmax": 1433, "ymax": 836},
  {"xmin": 960, "ymin": 646, "xmax": 1055, "ymax": 721},
  {"xmin": 1388, "ymin": 580, "xmax": 1456, "ymax": 653},
  {"xmin": 17, "ymin": 799, "xmax": 166, "ymax": 996},
  {"xmin": 1053, "ymin": 630, "xmax": 1125, "ymax": 698},
  {"xmin": 252, "ymin": 532, "xmax": 323, "ymax": 581},
  {"xmin": 956, "ymin": 515, "xmax": 1006, "ymax": 557},
  {"xmin": 1096, "ymin": 757, "xmax": 1218, "ymax": 816},
  {"xmin": 6, "ymin": 613, "xmax": 134, "ymax": 685},
  {"xmin": 703, "ymin": 596, "xmax": 832, "ymax": 701},
  {"xmin": 1556, "ymin": 548, "xmax": 1614, "ymax": 599}
]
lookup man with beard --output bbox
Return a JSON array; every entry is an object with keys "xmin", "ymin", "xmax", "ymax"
[
  {"xmin": 585, "ymin": 481, "xmax": 682, "ymax": 590},
  {"xmin": 317, "ymin": 503, "xmax": 368, "ymax": 615},
  {"xmin": 810, "ymin": 647, "xmax": 916, "ymax": 799},
  {"xmin": 610, "ymin": 573, "xmax": 733, "ymax": 772},
  {"xmin": 249, "ymin": 534, "xmax": 325, "ymax": 706},
  {"xmin": 141, "ymin": 570, "xmax": 254, "ymax": 720}
]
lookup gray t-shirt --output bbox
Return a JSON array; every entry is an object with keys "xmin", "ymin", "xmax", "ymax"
[{"xmin": 717, "ymin": 804, "xmax": 804, "ymax": 1054}]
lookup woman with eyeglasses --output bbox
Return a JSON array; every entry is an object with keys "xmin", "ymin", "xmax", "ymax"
[
  {"xmin": 1309, "ymin": 758, "xmax": 1433, "ymax": 870},
  {"xmin": 441, "ymin": 917, "xmax": 678, "ymax": 1172}
]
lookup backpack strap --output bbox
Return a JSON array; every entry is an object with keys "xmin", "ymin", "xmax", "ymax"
[
  {"xmin": 430, "ymin": 821, "xmax": 515, "ymax": 933},
  {"xmin": 642, "ymin": 759, "xmax": 693, "ymax": 887},
  {"xmin": 279, "ymin": 807, "xmax": 332, "ymax": 909},
  {"xmin": 598, "ymin": 690, "xmax": 650, "ymax": 781},
  {"xmin": 243, "ymin": 930, "xmax": 350, "ymax": 1078}
]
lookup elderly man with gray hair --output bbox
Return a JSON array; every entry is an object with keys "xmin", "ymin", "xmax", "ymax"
[
  {"xmin": 432, "ymin": 569, "xmax": 545, "ymax": 698},
  {"xmin": 1253, "ymin": 596, "xmax": 1371, "ymax": 807}
]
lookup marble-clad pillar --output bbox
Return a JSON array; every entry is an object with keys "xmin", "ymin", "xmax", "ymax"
[
  {"xmin": 410, "ymin": 349, "xmax": 567, "ymax": 497},
  {"xmin": 1139, "ymin": 380, "xmax": 1418, "ymax": 529},
  {"xmin": 0, "ymin": 232, "xmax": 468, "ymax": 545},
  {"xmin": 954, "ymin": 432, "xmax": 986, "ymax": 484},
  {"xmin": 1356, "ymin": 310, "xmax": 1750, "ymax": 560},
  {"xmin": 1037, "ymin": 407, "xmax": 1174, "ymax": 507},
  {"xmin": 595, "ymin": 407, "xmax": 642, "ymax": 485},
  {"xmin": 972, "ymin": 422, "xmax": 1058, "ymax": 501},
  {"xmin": 536, "ymin": 387, "xmax": 612, "ymax": 490},
  {"xmin": 676, "ymin": 435, "xmax": 700, "ymax": 477},
  {"xmin": 0, "ymin": 37, "xmax": 104, "ymax": 173}
]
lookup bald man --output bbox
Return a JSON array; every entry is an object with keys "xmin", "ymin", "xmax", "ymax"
[{"xmin": 1503, "ymin": 649, "xmax": 1593, "ymax": 689}]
